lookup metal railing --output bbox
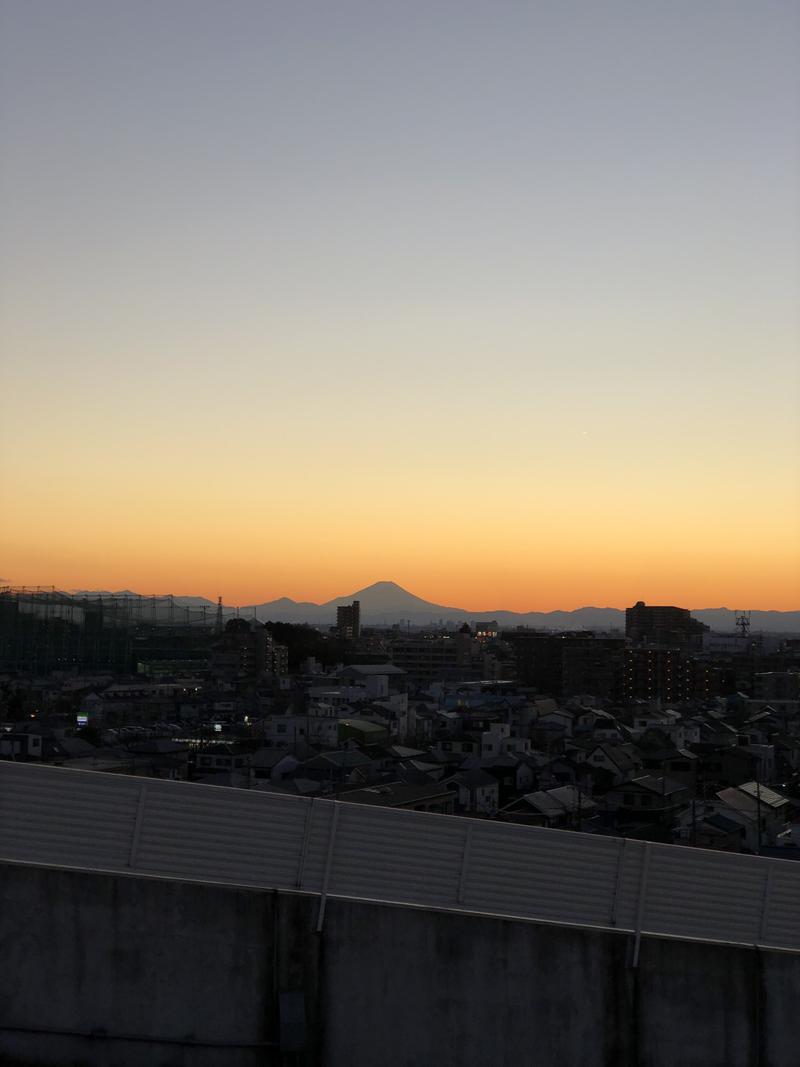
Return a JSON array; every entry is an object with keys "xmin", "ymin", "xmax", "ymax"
[{"xmin": 1, "ymin": 761, "xmax": 799, "ymax": 952}]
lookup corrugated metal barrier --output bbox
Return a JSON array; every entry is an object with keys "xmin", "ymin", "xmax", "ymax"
[{"xmin": 1, "ymin": 762, "xmax": 799, "ymax": 952}]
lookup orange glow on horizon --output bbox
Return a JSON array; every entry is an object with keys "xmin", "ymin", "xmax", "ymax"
[
  {"xmin": 3, "ymin": 434, "xmax": 799, "ymax": 612},
  {"xmin": 2, "ymin": 557, "xmax": 798, "ymax": 614}
]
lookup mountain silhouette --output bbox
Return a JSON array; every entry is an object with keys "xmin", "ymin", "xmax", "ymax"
[
  {"xmin": 242, "ymin": 582, "xmax": 800, "ymax": 632},
  {"xmin": 66, "ymin": 583, "xmax": 800, "ymax": 631},
  {"xmin": 322, "ymin": 581, "xmax": 464, "ymax": 616}
]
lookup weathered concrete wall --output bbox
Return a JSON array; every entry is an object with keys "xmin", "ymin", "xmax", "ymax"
[
  {"xmin": 1, "ymin": 859, "xmax": 799, "ymax": 1067},
  {"xmin": 0, "ymin": 863, "xmax": 284, "ymax": 1067}
]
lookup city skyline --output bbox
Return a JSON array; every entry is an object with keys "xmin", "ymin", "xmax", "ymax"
[
  {"xmin": 1, "ymin": 576, "xmax": 798, "ymax": 618},
  {"xmin": 1, "ymin": 2, "xmax": 799, "ymax": 610}
]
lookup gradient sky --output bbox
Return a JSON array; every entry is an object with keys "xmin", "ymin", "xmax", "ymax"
[{"xmin": 1, "ymin": 1, "xmax": 798, "ymax": 610}]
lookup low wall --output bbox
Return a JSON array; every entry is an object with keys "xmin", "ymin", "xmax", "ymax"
[{"xmin": 1, "ymin": 860, "xmax": 799, "ymax": 1067}]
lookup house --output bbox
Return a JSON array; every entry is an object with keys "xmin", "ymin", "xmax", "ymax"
[
  {"xmin": 480, "ymin": 723, "xmax": 510, "ymax": 757},
  {"xmin": 605, "ymin": 775, "xmax": 690, "ymax": 818},
  {"xmin": 587, "ymin": 709, "xmax": 623, "ymax": 742},
  {"xmin": 334, "ymin": 664, "xmax": 408, "ymax": 712},
  {"xmin": 0, "ymin": 729, "xmax": 44, "ymax": 759},
  {"xmin": 512, "ymin": 756, "xmax": 537, "ymax": 793},
  {"xmin": 584, "ymin": 743, "xmax": 642, "ymax": 784},
  {"xmin": 719, "ymin": 746, "xmax": 774, "ymax": 787},
  {"xmin": 389, "ymin": 744, "xmax": 430, "ymax": 761},
  {"xmin": 195, "ymin": 743, "xmax": 251, "ymax": 775},
  {"xmin": 409, "ymin": 704, "xmax": 439, "ymax": 745},
  {"xmin": 774, "ymin": 735, "xmax": 800, "ymax": 773},
  {"xmin": 269, "ymin": 709, "xmax": 340, "ymax": 748},
  {"xmin": 126, "ymin": 739, "xmax": 191, "ymax": 780},
  {"xmin": 0, "ymin": 725, "xmax": 103, "ymax": 765},
  {"xmin": 696, "ymin": 717, "xmax": 739, "ymax": 748},
  {"xmin": 338, "ymin": 719, "xmax": 390, "ymax": 748},
  {"xmin": 715, "ymin": 782, "xmax": 793, "ymax": 851},
  {"xmin": 639, "ymin": 747, "xmax": 698, "ymax": 786},
  {"xmin": 536, "ymin": 755, "xmax": 586, "ymax": 791},
  {"xmin": 535, "ymin": 708, "xmax": 575, "ymax": 737},
  {"xmin": 397, "ymin": 757, "xmax": 447, "ymax": 783},
  {"xmin": 336, "ymin": 781, "xmax": 455, "ymax": 815},
  {"xmin": 630, "ymin": 709, "xmax": 682, "ymax": 738},
  {"xmin": 500, "ymin": 786, "xmax": 597, "ymax": 829},
  {"xmin": 693, "ymin": 813, "xmax": 747, "ymax": 852},
  {"xmin": 432, "ymin": 735, "xmax": 479, "ymax": 759},
  {"xmin": 249, "ymin": 747, "xmax": 300, "ymax": 782},
  {"xmin": 738, "ymin": 711, "xmax": 780, "ymax": 746},
  {"xmin": 465, "ymin": 754, "xmax": 525, "ymax": 805},
  {"xmin": 363, "ymin": 700, "xmax": 407, "ymax": 740},
  {"xmin": 301, "ymin": 750, "xmax": 377, "ymax": 786},
  {"xmin": 679, "ymin": 718, "xmax": 703, "ymax": 746},
  {"xmin": 445, "ymin": 770, "xmax": 500, "ymax": 816},
  {"xmin": 356, "ymin": 744, "xmax": 401, "ymax": 775}
]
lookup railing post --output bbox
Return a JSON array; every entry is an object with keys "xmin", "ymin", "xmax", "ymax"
[
  {"xmin": 457, "ymin": 823, "xmax": 474, "ymax": 905},
  {"xmin": 632, "ymin": 843, "xmax": 651, "ymax": 968},
  {"xmin": 296, "ymin": 798, "xmax": 315, "ymax": 889},
  {"xmin": 610, "ymin": 838, "xmax": 627, "ymax": 927},
  {"xmin": 128, "ymin": 782, "xmax": 149, "ymax": 869},
  {"xmin": 758, "ymin": 863, "xmax": 774, "ymax": 946},
  {"xmin": 315, "ymin": 803, "xmax": 340, "ymax": 933}
]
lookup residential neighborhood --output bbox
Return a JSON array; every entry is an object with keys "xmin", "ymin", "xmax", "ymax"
[{"xmin": 3, "ymin": 597, "xmax": 799, "ymax": 859}]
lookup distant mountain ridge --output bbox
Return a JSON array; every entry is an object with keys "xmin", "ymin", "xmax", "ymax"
[
  {"xmin": 242, "ymin": 582, "xmax": 800, "ymax": 632},
  {"xmin": 67, "ymin": 581, "xmax": 800, "ymax": 632}
]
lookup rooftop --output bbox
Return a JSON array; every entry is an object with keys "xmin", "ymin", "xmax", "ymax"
[{"xmin": 337, "ymin": 781, "xmax": 452, "ymax": 807}]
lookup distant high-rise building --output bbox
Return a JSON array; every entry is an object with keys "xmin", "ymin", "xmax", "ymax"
[
  {"xmin": 625, "ymin": 601, "xmax": 707, "ymax": 650},
  {"xmin": 501, "ymin": 631, "xmax": 627, "ymax": 700},
  {"xmin": 337, "ymin": 600, "xmax": 361, "ymax": 641}
]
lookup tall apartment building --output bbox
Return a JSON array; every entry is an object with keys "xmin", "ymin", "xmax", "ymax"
[
  {"xmin": 625, "ymin": 601, "xmax": 707, "ymax": 650},
  {"xmin": 336, "ymin": 600, "xmax": 361, "ymax": 641},
  {"xmin": 209, "ymin": 619, "xmax": 288, "ymax": 679},
  {"xmin": 622, "ymin": 646, "xmax": 690, "ymax": 703},
  {"xmin": 501, "ymin": 632, "xmax": 627, "ymax": 700},
  {"xmin": 388, "ymin": 626, "xmax": 496, "ymax": 685}
]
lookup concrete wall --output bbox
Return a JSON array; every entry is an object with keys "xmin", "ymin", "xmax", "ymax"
[{"xmin": 1, "ymin": 859, "xmax": 799, "ymax": 1067}]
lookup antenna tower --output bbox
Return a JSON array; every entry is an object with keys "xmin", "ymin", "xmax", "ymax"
[{"xmin": 735, "ymin": 610, "xmax": 751, "ymax": 639}]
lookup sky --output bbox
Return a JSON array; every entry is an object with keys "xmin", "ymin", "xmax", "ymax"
[{"xmin": 1, "ymin": 0, "xmax": 798, "ymax": 610}]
